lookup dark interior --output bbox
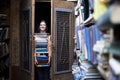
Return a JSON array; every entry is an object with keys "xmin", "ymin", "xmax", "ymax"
[{"xmin": 35, "ymin": 2, "xmax": 51, "ymax": 34}]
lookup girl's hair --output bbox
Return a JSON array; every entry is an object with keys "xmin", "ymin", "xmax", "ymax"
[{"xmin": 40, "ymin": 20, "xmax": 46, "ymax": 25}]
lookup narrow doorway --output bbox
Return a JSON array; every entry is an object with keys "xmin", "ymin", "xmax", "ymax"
[{"xmin": 34, "ymin": 1, "xmax": 51, "ymax": 80}]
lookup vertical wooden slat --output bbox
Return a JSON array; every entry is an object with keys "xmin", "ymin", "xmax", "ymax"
[
  {"xmin": 10, "ymin": 0, "xmax": 20, "ymax": 80},
  {"xmin": 31, "ymin": 0, "xmax": 35, "ymax": 80},
  {"xmin": 51, "ymin": 0, "xmax": 54, "ymax": 80}
]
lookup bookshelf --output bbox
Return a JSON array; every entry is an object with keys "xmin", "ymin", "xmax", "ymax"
[
  {"xmin": 93, "ymin": 3, "xmax": 120, "ymax": 80},
  {"xmin": 0, "ymin": 3, "xmax": 10, "ymax": 79},
  {"xmin": 0, "ymin": 14, "xmax": 9, "ymax": 59},
  {"xmin": 73, "ymin": 0, "xmax": 120, "ymax": 80}
]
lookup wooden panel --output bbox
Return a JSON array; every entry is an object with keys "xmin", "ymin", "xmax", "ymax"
[
  {"xmin": 10, "ymin": 0, "xmax": 20, "ymax": 66},
  {"xmin": 55, "ymin": 9, "xmax": 71, "ymax": 73},
  {"xmin": 54, "ymin": 1, "xmax": 74, "ymax": 9},
  {"xmin": 51, "ymin": 0, "xmax": 75, "ymax": 80},
  {"xmin": 19, "ymin": 0, "xmax": 35, "ymax": 80},
  {"xmin": 10, "ymin": 0, "xmax": 21, "ymax": 80}
]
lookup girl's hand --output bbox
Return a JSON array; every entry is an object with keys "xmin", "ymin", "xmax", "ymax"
[
  {"xmin": 35, "ymin": 58, "xmax": 38, "ymax": 64},
  {"xmin": 48, "ymin": 56, "xmax": 51, "ymax": 65}
]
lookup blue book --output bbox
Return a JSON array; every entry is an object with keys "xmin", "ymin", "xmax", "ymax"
[{"xmin": 36, "ymin": 56, "xmax": 48, "ymax": 60}]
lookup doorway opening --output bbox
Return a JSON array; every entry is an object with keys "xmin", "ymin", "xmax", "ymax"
[
  {"xmin": 34, "ymin": 1, "xmax": 51, "ymax": 80},
  {"xmin": 35, "ymin": 2, "xmax": 51, "ymax": 34}
]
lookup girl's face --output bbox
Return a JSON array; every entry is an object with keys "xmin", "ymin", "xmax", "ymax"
[{"xmin": 39, "ymin": 21, "xmax": 46, "ymax": 32}]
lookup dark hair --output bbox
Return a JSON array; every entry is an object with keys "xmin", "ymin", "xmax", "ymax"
[{"xmin": 40, "ymin": 20, "xmax": 46, "ymax": 25}]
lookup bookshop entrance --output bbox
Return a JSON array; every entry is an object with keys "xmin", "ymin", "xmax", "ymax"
[{"xmin": 19, "ymin": 0, "xmax": 75, "ymax": 80}]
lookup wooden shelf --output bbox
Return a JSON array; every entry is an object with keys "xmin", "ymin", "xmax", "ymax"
[
  {"xmin": 0, "ymin": 38, "xmax": 9, "ymax": 42},
  {"xmin": 0, "ymin": 24, "xmax": 9, "ymax": 28},
  {"xmin": 0, "ymin": 53, "xmax": 9, "ymax": 59}
]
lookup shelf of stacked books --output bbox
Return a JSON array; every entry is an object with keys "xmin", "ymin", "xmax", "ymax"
[
  {"xmin": 94, "ymin": 11, "xmax": 120, "ymax": 80},
  {"xmin": 94, "ymin": 29, "xmax": 120, "ymax": 80},
  {"xmin": 77, "ymin": 54, "xmax": 103, "ymax": 80},
  {"xmin": 0, "ymin": 13, "xmax": 9, "ymax": 79},
  {"xmin": 108, "ymin": 27, "xmax": 120, "ymax": 79},
  {"xmin": 0, "ymin": 24, "xmax": 9, "ymax": 58},
  {"xmin": 93, "ymin": 2, "xmax": 120, "ymax": 80},
  {"xmin": 93, "ymin": 29, "xmax": 112, "ymax": 80}
]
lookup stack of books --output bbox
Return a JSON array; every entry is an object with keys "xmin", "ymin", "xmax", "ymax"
[
  {"xmin": 34, "ymin": 33, "xmax": 50, "ymax": 67},
  {"xmin": 93, "ymin": 38, "xmax": 110, "ymax": 80},
  {"xmin": 78, "ymin": 55, "xmax": 103, "ymax": 80},
  {"xmin": 35, "ymin": 41, "xmax": 49, "ymax": 67}
]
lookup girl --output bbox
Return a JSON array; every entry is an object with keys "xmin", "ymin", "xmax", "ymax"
[{"xmin": 34, "ymin": 20, "xmax": 52, "ymax": 80}]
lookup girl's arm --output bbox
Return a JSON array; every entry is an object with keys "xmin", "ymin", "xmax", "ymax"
[
  {"xmin": 33, "ymin": 36, "xmax": 37, "ymax": 64},
  {"xmin": 48, "ymin": 35, "xmax": 52, "ymax": 64}
]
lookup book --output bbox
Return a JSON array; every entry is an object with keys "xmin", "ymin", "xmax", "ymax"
[
  {"xmin": 80, "ymin": 62, "xmax": 98, "ymax": 73},
  {"xmin": 81, "ymin": 62, "xmax": 96, "ymax": 69},
  {"xmin": 109, "ymin": 58, "xmax": 120, "ymax": 75},
  {"xmin": 82, "ymin": 75, "xmax": 102, "ymax": 80},
  {"xmin": 80, "ymin": 65, "xmax": 97, "ymax": 73},
  {"xmin": 0, "ymin": 44, "xmax": 3, "ymax": 56},
  {"xmin": 0, "ymin": 27, "xmax": 9, "ymax": 41},
  {"xmin": 36, "ymin": 55, "xmax": 49, "ymax": 67},
  {"xmin": 0, "ymin": 43, "xmax": 8, "ymax": 58},
  {"xmin": 0, "ymin": 28, "xmax": 4, "ymax": 40},
  {"xmin": 97, "ymin": 54, "xmax": 109, "ymax": 69},
  {"xmin": 36, "ymin": 48, "xmax": 48, "ymax": 53},
  {"xmin": 78, "ymin": 55, "xmax": 87, "ymax": 63},
  {"xmin": 85, "ymin": 72, "xmax": 100, "ymax": 76}
]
